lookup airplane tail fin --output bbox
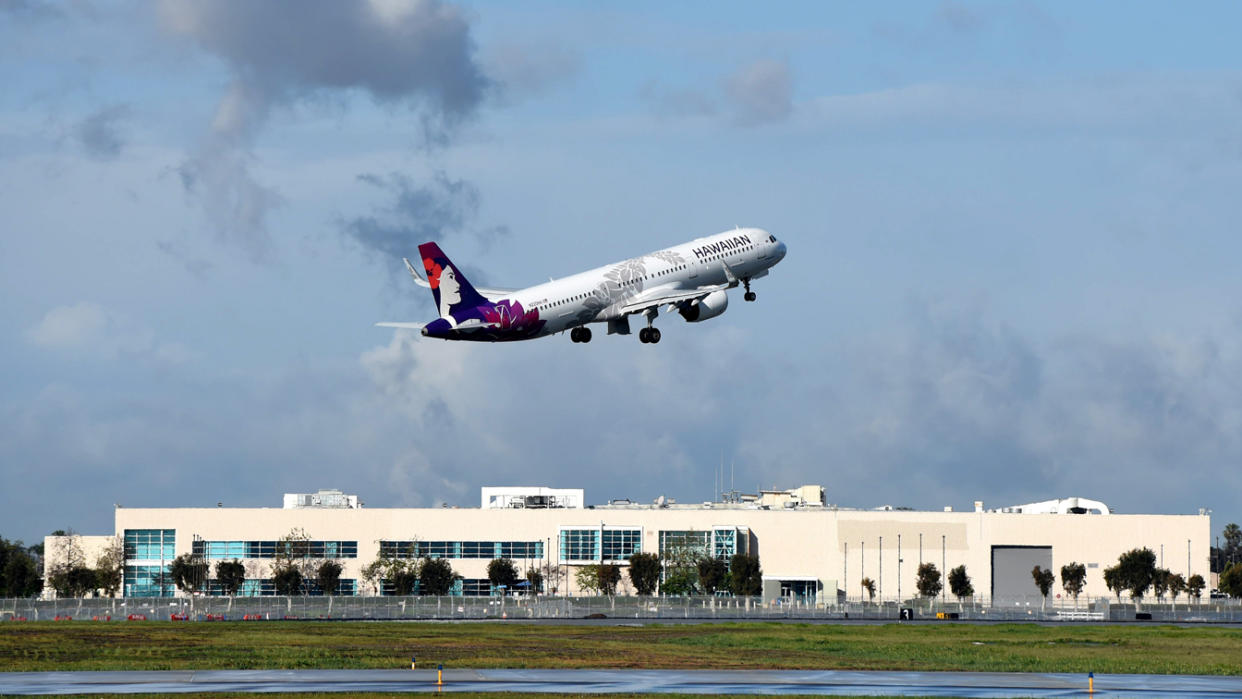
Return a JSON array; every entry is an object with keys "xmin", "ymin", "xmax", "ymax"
[{"xmin": 417, "ymin": 242, "xmax": 489, "ymax": 319}]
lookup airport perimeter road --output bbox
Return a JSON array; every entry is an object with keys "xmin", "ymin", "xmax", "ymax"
[{"xmin": 4, "ymin": 669, "xmax": 1242, "ymax": 697}]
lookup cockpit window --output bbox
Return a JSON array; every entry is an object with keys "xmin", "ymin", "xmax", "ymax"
[{"xmin": 768, "ymin": 235, "xmax": 776, "ymax": 243}]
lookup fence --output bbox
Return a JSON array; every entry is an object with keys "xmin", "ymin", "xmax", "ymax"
[{"xmin": 2, "ymin": 594, "xmax": 1240, "ymax": 622}]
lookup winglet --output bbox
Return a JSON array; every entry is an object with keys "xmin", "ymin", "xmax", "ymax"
[{"xmin": 403, "ymin": 257, "xmax": 431, "ymax": 289}]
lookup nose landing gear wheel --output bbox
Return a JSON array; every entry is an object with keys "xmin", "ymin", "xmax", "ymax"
[{"xmin": 742, "ymin": 277, "xmax": 756, "ymax": 302}]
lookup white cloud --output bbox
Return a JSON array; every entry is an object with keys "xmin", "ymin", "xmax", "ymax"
[{"xmin": 25, "ymin": 302, "xmax": 195, "ymax": 363}]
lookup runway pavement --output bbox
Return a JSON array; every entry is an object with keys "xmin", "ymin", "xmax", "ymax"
[{"xmin": 3, "ymin": 668, "xmax": 1242, "ymax": 696}]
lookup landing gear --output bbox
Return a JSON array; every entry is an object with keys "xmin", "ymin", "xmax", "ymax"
[
  {"xmin": 638, "ymin": 308, "xmax": 661, "ymax": 344},
  {"xmin": 742, "ymin": 277, "xmax": 756, "ymax": 302},
  {"xmin": 570, "ymin": 326, "xmax": 592, "ymax": 343}
]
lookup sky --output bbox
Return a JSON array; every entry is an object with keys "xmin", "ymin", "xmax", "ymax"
[{"xmin": 2, "ymin": 0, "xmax": 1241, "ymax": 546}]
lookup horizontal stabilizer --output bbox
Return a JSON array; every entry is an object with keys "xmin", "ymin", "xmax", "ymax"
[{"xmin": 375, "ymin": 322, "xmax": 425, "ymax": 330}]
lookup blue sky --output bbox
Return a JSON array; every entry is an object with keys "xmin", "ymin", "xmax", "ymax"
[{"xmin": 2, "ymin": 1, "xmax": 1241, "ymax": 546}]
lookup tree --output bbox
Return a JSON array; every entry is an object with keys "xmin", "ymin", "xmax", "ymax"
[
  {"xmin": 487, "ymin": 558, "xmax": 520, "ymax": 594},
  {"xmin": 169, "ymin": 553, "xmax": 209, "ymax": 594},
  {"xmin": 1031, "ymin": 566, "xmax": 1055, "ymax": 611},
  {"xmin": 1103, "ymin": 565, "xmax": 1122, "ymax": 602},
  {"xmin": 1116, "ymin": 548, "xmax": 1157, "ymax": 606},
  {"xmin": 271, "ymin": 529, "xmax": 317, "ymax": 595},
  {"xmin": 419, "ymin": 557, "xmax": 456, "ymax": 595},
  {"xmin": 0, "ymin": 538, "xmax": 43, "ymax": 598},
  {"xmin": 596, "ymin": 564, "xmax": 622, "ymax": 595},
  {"xmin": 915, "ymin": 563, "xmax": 942, "ymax": 599},
  {"xmin": 860, "ymin": 577, "xmax": 876, "ymax": 602},
  {"xmin": 94, "ymin": 537, "xmax": 124, "ymax": 598},
  {"xmin": 1152, "ymin": 568, "xmax": 1171, "ymax": 601},
  {"xmin": 316, "ymin": 560, "xmax": 343, "ymax": 595},
  {"xmin": 391, "ymin": 567, "xmax": 419, "ymax": 596},
  {"xmin": 627, "ymin": 553, "xmax": 661, "ymax": 595},
  {"xmin": 1220, "ymin": 562, "xmax": 1242, "ymax": 598},
  {"xmin": 215, "ymin": 559, "xmax": 246, "ymax": 596},
  {"xmin": 729, "ymin": 554, "xmax": 762, "ymax": 596},
  {"xmin": 361, "ymin": 552, "xmax": 413, "ymax": 596},
  {"xmin": 659, "ymin": 537, "xmax": 702, "ymax": 596},
  {"xmin": 574, "ymin": 565, "xmax": 601, "ymax": 595},
  {"xmin": 1167, "ymin": 573, "xmax": 1186, "ymax": 607},
  {"xmin": 1060, "ymin": 562, "xmax": 1086, "ymax": 605},
  {"xmin": 948, "ymin": 565, "xmax": 973, "ymax": 602},
  {"xmin": 1187, "ymin": 573, "xmax": 1206, "ymax": 602},
  {"xmin": 65, "ymin": 567, "xmax": 99, "ymax": 598},
  {"xmin": 526, "ymin": 567, "xmax": 544, "ymax": 594},
  {"xmin": 697, "ymin": 557, "xmax": 728, "ymax": 595},
  {"xmin": 272, "ymin": 566, "xmax": 304, "ymax": 596},
  {"xmin": 1224, "ymin": 523, "xmax": 1242, "ymax": 565},
  {"xmin": 660, "ymin": 566, "xmax": 699, "ymax": 596},
  {"xmin": 360, "ymin": 558, "xmax": 387, "ymax": 596},
  {"xmin": 46, "ymin": 533, "xmax": 88, "ymax": 598}
]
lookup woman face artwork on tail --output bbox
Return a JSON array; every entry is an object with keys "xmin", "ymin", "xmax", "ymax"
[{"xmin": 437, "ymin": 266, "xmax": 463, "ymax": 323}]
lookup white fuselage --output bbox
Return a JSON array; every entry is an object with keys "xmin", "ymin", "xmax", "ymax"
[{"xmin": 500, "ymin": 227, "xmax": 785, "ymax": 337}]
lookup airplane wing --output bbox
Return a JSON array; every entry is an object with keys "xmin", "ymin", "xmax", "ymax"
[
  {"xmin": 402, "ymin": 257, "xmax": 515, "ymax": 299},
  {"xmin": 617, "ymin": 283, "xmax": 732, "ymax": 316}
]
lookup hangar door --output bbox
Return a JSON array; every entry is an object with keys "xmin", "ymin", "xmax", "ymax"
[{"xmin": 991, "ymin": 546, "xmax": 1051, "ymax": 602}]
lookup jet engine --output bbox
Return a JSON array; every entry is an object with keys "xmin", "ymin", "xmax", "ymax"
[{"xmin": 678, "ymin": 289, "xmax": 729, "ymax": 322}]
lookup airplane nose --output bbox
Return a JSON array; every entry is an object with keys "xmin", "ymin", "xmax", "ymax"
[{"xmin": 776, "ymin": 241, "xmax": 787, "ymax": 260}]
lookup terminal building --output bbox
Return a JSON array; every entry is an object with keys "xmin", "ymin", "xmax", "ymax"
[{"xmin": 45, "ymin": 486, "xmax": 1211, "ymax": 604}]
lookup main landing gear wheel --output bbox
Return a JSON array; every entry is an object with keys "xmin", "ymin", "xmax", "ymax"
[
  {"xmin": 638, "ymin": 327, "xmax": 661, "ymax": 344},
  {"xmin": 570, "ymin": 327, "xmax": 592, "ymax": 343}
]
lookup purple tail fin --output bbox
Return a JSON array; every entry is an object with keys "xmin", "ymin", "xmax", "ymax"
[{"xmin": 417, "ymin": 242, "xmax": 489, "ymax": 320}]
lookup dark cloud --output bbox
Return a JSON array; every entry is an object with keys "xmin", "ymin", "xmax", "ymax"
[
  {"xmin": 159, "ymin": 0, "xmax": 488, "ymax": 119},
  {"xmin": 76, "ymin": 103, "xmax": 129, "ymax": 160},
  {"xmin": 157, "ymin": 0, "xmax": 491, "ymax": 260},
  {"xmin": 341, "ymin": 171, "xmax": 507, "ymax": 261},
  {"xmin": 725, "ymin": 58, "xmax": 793, "ymax": 126}
]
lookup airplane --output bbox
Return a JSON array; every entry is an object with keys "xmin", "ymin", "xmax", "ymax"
[{"xmin": 376, "ymin": 227, "xmax": 787, "ymax": 344}]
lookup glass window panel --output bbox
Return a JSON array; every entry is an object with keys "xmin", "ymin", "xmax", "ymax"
[
  {"xmin": 559, "ymin": 529, "xmax": 599, "ymax": 561},
  {"xmin": 602, "ymin": 529, "xmax": 641, "ymax": 561}
]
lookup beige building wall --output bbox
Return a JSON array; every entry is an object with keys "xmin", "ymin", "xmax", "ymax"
[
  {"xmin": 42, "ymin": 534, "xmax": 122, "ymax": 599},
  {"xmin": 71, "ymin": 504, "xmax": 1211, "ymax": 602}
]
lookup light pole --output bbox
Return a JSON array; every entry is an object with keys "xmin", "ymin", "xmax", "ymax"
[
  {"xmin": 941, "ymin": 534, "xmax": 946, "ymax": 602},
  {"xmin": 878, "ymin": 536, "xmax": 883, "ymax": 601},
  {"xmin": 897, "ymin": 534, "xmax": 902, "ymax": 602}
]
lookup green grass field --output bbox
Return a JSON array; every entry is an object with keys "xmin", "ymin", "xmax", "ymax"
[{"xmin": 2, "ymin": 621, "xmax": 1240, "ymax": 675}]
